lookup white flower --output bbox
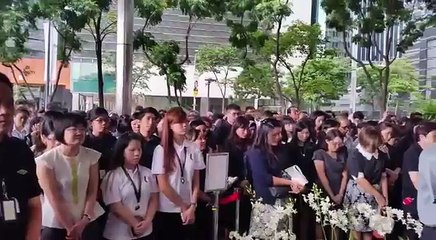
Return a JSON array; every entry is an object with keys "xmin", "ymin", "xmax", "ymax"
[{"xmin": 369, "ymin": 214, "xmax": 395, "ymax": 236}]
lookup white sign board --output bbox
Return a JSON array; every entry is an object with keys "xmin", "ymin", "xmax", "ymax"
[{"xmin": 205, "ymin": 152, "xmax": 229, "ymax": 192}]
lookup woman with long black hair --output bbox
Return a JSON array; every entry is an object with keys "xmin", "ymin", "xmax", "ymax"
[
  {"xmin": 246, "ymin": 118, "xmax": 304, "ymax": 205},
  {"xmin": 151, "ymin": 107, "xmax": 205, "ymax": 240},
  {"xmin": 101, "ymin": 132, "xmax": 158, "ymax": 240},
  {"xmin": 187, "ymin": 119, "xmax": 213, "ymax": 240},
  {"xmin": 220, "ymin": 116, "xmax": 252, "ymax": 237},
  {"xmin": 289, "ymin": 120, "xmax": 317, "ymax": 240}
]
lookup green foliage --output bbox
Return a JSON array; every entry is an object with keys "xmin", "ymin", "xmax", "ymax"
[
  {"xmin": 357, "ymin": 59, "xmax": 419, "ymax": 108},
  {"xmin": 37, "ymin": 0, "xmax": 97, "ymax": 101},
  {"xmin": 264, "ymin": 22, "xmax": 324, "ymax": 107},
  {"xmin": 133, "ymin": 0, "xmax": 229, "ymax": 105},
  {"xmin": 0, "ymin": 0, "xmax": 39, "ymax": 63},
  {"xmin": 418, "ymin": 100, "xmax": 436, "ymax": 120},
  {"xmin": 284, "ymin": 57, "xmax": 349, "ymax": 106},
  {"xmin": 233, "ymin": 63, "xmax": 275, "ymax": 99},
  {"xmin": 321, "ymin": 0, "xmax": 431, "ymax": 111},
  {"xmin": 196, "ymin": 45, "xmax": 240, "ymax": 74}
]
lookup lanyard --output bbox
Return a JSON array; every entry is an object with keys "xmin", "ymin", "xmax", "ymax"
[
  {"xmin": 121, "ymin": 166, "xmax": 142, "ymax": 209},
  {"xmin": 175, "ymin": 147, "xmax": 187, "ymax": 184}
]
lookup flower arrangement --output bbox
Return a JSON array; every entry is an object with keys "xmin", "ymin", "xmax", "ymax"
[
  {"xmin": 303, "ymin": 185, "xmax": 423, "ymax": 239},
  {"xmin": 230, "ymin": 184, "xmax": 422, "ymax": 240},
  {"xmin": 230, "ymin": 198, "xmax": 297, "ymax": 240}
]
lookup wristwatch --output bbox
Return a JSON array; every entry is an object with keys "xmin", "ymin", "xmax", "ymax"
[{"xmin": 190, "ymin": 203, "xmax": 197, "ymax": 208}]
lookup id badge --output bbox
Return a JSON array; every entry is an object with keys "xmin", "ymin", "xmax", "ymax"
[{"xmin": 1, "ymin": 199, "xmax": 17, "ymax": 221}]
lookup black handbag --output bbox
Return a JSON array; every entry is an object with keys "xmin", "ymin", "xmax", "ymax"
[{"xmin": 268, "ymin": 170, "xmax": 292, "ymax": 198}]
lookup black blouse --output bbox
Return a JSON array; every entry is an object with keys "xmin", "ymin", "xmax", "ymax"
[{"xmin": 347, "ymin": 148, "xmax": 386, "ymax": 184}]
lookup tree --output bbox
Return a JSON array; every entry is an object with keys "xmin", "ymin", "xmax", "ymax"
[
  {"xmin": 284, "ymin": 56, "xmax": 349, "ymax": 109},
  {"xmin": 322, "ymin": 0, "xmax": 431, "ymax": 112},
  {"xmin": 258, "ymin": 21, "xmax": 324, "ymax": 108},
  {"xmin": 196, "ymin": 45, "xmax": 240, "ymax": 112},
  {"xmin": 84, "ymin": 0, "xmax": 116, "ymax": 107},
  {"xmin": 37, "ymin": 0, "xmax": 96, "ymax": 102},
  {"xmin": 0, "ymin": 1, "xmax": 39, "ymax": 101},
  {"xmin": 357, "ymin": 58, "xmax": 419, "ymax": 111},
  {"xmin": 133, "ymin": 0, "xmax": 227, "ymax": 107},
  {"xmin": 233, "ymin": 63, "xmax": 276, "ymax": 100}
]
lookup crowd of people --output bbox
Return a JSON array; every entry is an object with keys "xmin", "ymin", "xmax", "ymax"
[{"xmin": 1, "ymin": 70, "xmax": 436, "ymax": 240}]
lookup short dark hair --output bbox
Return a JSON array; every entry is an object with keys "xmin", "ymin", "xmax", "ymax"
[
  {"xmin": 15, "ymin": 106, "xmax": 30, "ymax": 116},
  {"xmin": 136, "ymin": 107, "xmax": 159, "ymax": 120},
  {"xmin": 54, "ymin": 112, "xmax": 87, "ymax": 144},
  {"xmin": 226, "ymin": 103, "xmax": 240, "ymax": 111},
  {"xmin": 0, "ymin": 72, "xmax": 12, "ymax": 90},
  {"xmin": 286, "ymin": 106, "xmax": 299, "ymax": 114},
  {"xmin": 352, "ymin": 111, "xmax": 365, "ymax": 120},
  {"xmin": 87, "ymin": 107, "xmax": 109, "ymax": 121},
  {"xmin": 245, "ymin": 106, "xmax": 255, "ymax": 111}
]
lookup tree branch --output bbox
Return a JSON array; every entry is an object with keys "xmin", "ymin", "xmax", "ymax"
[
  {"xmin": 343, "ymin": 32, "xmax": 374, "ymax": 85},
  {"xmin": 179, "ymin": 15, "xmax": 197, "ymax": 65},
  {"xmin": 212, "ymin": 71, "xmax": 225, "ymax": 97},
  {"xmin": 3, "ymin": 63, "xmax": 27, "ymax": 99},
  {"xmin": 101, "ymin": 21, "xmax": 116, "ymax": 36},
  {"xmin": 51, "ymin": 48, "xmax": 72, "ymax": 102},
  {"xmin": 12, "ymin": 64, "xmax": 36, "ymax": 100},
  {"xmin": 85, "ymin": 22, "xmax": 97, "ymax": 41}
]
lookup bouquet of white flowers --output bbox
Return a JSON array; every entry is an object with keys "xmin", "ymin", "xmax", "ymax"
[{"xmin": 230, "ymin": 199, "xmax": 297, "ymax": 240}]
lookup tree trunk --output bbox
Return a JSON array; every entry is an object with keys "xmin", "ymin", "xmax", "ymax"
[
  {"xmin": 96, "ymin": 39, "xmax": 105, "ymax": 108},
  {"xmin": 173, "ymin": 84, "xmax": 181, "ymax": 106},
  {"xmin": 50, "ymin": 63, "xmax": 65, "ymax": 103},
  {"xmin": 381, "ymin": 67, "xmax": 390, "ymax": 113},
  {"xmin": 221, "ymin": 84, "xmax": 227, "ymax": 113},
  {"xmin": 166, "ymin": 79, "xmax": 172, "ymax": 105}
]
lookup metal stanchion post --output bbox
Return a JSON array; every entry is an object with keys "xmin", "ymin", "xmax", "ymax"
[
  {"xmin": 213, "ymin": 190, "xmax": 220, "ymax": 240},
  {"xmin": 235, "ymin": 188, "xmax": 240, "ymax": 233}
]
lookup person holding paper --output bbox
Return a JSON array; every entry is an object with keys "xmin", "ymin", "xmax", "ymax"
[
  {"xmin": 151, "ymin": 107, "xmax": 205, "ymax": 240},
  {"xmin": 246, "ymin": 118, "xmax": 304, "ymax": 206}
]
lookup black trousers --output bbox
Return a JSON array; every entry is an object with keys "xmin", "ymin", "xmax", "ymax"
[
  {"xmin": 41, "ymin": 219, "xmax": 100, "ymax": 240},
  {"xmin": 153, "ymin": 212, "xmax": 194, "ymax": 240},
  {"xmin": 421, "ymin": 226, "xmax": 436, "ymax": 240}
]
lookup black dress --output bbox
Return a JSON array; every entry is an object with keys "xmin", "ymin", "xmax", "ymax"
[
  {"xmin": 344, "ymin": 148, "xmax": 386, "ymax": 232},
  {"xmin": 288, "ymin": 141, "xmax": 317, "ymax": 240},
  {"xmin": 219, "ymin": 140, "xmax": 251, "ymax": 234}
]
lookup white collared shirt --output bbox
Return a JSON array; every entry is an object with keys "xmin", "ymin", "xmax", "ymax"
[
  {"xmin": 101, "ymin": 166, "xmax": 158, "ymax": 240},
  {"xmin": 356, "ymin": 144, "xmax": 379, "ymax": 160},
  {"xmin": 352, "ymin": 144, "xmax": 379, "ymax": 180},
  {"xmin": 11, "ymin": 124, "xmax": 29, "ymax": 140},
  {"xmin": 36, "ymin": 146, "xmax": 105, "ymax": 228},
  {"xmin": 152, "ymin": 140, "xmax": 206, "ymax": 213}
]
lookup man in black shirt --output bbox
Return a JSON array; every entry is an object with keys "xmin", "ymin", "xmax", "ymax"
[
  {"xmin": 0, "ymin": 73, "xmax": 42, "ymax": 240},
  {"xmin": 138, "ymin": 107, "xmax": 161, "ymax": 168},
  {"xmin": 212, "ymin": 103, "xmax": 241, "ymax": 151}
]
